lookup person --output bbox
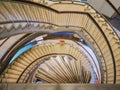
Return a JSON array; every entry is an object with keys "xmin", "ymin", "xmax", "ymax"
[{"xmin": 96, "ymin": 77, "xmax": 99, "ymax": 84}]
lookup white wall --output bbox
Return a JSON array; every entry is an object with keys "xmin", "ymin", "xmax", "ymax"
[
  {"xmin": 87, "ymin": 0, "xmax": 115, "ymax": 18},
  {"xmin": 109, "ymin": 0, "xmax": 120, "ymax": 9}
]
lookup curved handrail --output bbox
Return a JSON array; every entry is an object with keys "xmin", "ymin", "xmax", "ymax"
[
  {"xmin": 0, "ymin": 25, "xmax": 109, "ymax": 83},
  {"xmin": 0, "ymin": 0, "xmax": 119, "ymax": 83}
]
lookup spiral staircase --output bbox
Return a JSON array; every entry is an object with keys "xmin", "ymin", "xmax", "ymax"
[{"xmin": 0, "ymin": 0, "xmax": 120, "ymax": 90}]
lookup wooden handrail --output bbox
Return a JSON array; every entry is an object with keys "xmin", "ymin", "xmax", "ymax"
[{"xmin": 0, "ymin": 0, "xmax": 119, "ymax": 83}]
